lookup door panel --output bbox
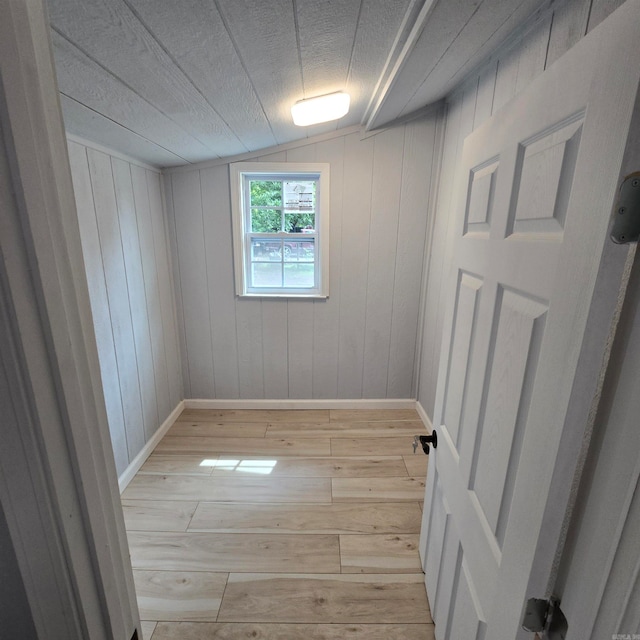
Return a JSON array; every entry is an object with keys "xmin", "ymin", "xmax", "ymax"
[
  {"xmin": 470, "ymin": 287, "xmax": 548, "ymax": 543},
  {"xmin": 442, "ymin": 272, "xmax": 482, "ymax": 447},
  {"xmin": 448, "ymin": 561, "xmax": 486, "ymax": 640},
  {"xmin": 509, "ymin": 118, "xmax": 583, "ymax": 236},
  {"xmin": 420, "ymin": 1, "xmax": 640, "ymax": 637}
]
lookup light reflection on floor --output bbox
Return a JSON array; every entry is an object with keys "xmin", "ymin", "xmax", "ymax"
[{"xmin": 199, "ymin": 459, "xmax": 278, "ymax": 474}]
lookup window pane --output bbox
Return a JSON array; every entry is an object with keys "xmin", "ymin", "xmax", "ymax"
[
  {"xmin": 250, "ymin": 180, "xmax": 282, "ymax": 207},
  {"xmin": 284, "ymin": 213, "xmax": 315, "ymax": 233},
  {"xmin": 252, "ymin": 262, "xmax": 282, "ymax": 287},
  {"xmin": 284, "ymin": 263, "xmax": 315, "ymax": 288},
  {"xmin": 251, "ymin": 208, "xmax": 281, "ymax": 232},
  {"xmin": 284, "ymin": 181, "xmax": 315, "ymax": 212},
  {"xmin": 283, "ymin": 240, "xmax": 315, "ymax": 262},
  {"xmin": 251, "ymin": 239, "xmax": 282, "ymax": 261}
]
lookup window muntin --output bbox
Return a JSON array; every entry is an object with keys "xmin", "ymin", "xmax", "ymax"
[{"xmin": 230, "ymin": 163, "xmax": 329, "ymax": 298}]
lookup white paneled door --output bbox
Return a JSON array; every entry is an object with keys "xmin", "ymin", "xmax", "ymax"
[{"xmin": 419, "ymin": 1, "xmax": 640, "ymax": 638}]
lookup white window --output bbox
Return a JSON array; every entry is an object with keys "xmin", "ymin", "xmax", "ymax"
[{"xmin": 230, "ymin": 162, "xmax": 330, "ymax": 297}]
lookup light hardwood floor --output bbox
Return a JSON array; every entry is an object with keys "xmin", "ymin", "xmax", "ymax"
[{"xmin": 122, "ymin": 408, "xmax": 434, "ymax": 639}]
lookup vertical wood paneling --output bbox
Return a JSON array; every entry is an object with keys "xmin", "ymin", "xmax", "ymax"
[
  {"xmin": 312, "ymin": 135, "xmax": 345, "ymax": 399},
  {"xmin": 151, "ymin": 169, "xmax": 184, "ymax": 409},
  {"xmin": 587, "ymin": 0, "xmax": 626, "ymax": 32},
  {"xmin": 172, "ymin": 170, "xmax": 215, "ymax": 398},
  {"xmin": 418, "ymin": 96, "xmax": 463, "ymax": 414},
  {"xmin": 131, "ymin": 165, "xmax": 171, "ymax": 422},
  {"xmin": 168, "ymin": 122, "xmax": 437, "ymax": 400},
  {"xmin": 260, "ymin": 298, "xmax": 289, "ymax": 398},
  {"xmin": 473, "ymin": 62, "xmax": 497, "ymax": 129},
  {"xmin": 87, "ymin": 148, "xmax": 146, "ymax": 459},
  {"xmin": 337, "ymin": 132, "xmax": 375, "ymax": 398},
  {"xmin": 514, "ymin": 15, "xmax": 553, "ymax": 96},
  {"xmin": 362, "ymin": 128, "xmax": 405, "ymax": 397},
  {"xmin": 546, "ymin": 0, "xmax": 591, "ymax": 67},
  {"xmin": 387, "ymin": 117, "xmax": 436, "ymax": 398},
  {"xmin": 235, "ymin": 297, "xmax": 265, "ymax": 398},
  {"xmin": 67, "ymin": 142, "xmax": 129, "ymax": 475},
  {"xmin": 200, "ymin": 165, "xmax": 241, "ymax": 399},
  {"xmin": 112, "ymin": 158, "xmax": 159, "ymax": 441},
  {"xmin": 69, "ymin": 140, "xmax": 183, "ymax": 475},
  {"xmin": 492, "ymin": 46, "xmax": 520, "ymax": 114}
]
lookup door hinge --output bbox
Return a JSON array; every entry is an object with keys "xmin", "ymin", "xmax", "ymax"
[
  {"xmin": 522, "ymin": 596, "xmax": 568, "ymax": 640},
  {"xmin": 610, "ymin": 172, "xmax": 640, "ymax": 244}
]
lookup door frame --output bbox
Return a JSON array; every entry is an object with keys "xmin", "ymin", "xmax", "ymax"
[{"xmin": 0, "ymin": 0, "xmax": 139, "ymax": 637}]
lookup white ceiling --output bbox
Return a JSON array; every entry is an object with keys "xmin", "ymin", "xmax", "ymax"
[{"xmin": 47, "ymin": 0, "xmax": 544, "ymax": 167}]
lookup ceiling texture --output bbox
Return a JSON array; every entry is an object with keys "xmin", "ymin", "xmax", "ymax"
[{"xmin": 47, "ymin": 0, "xmax": 546, "ymax": 167}]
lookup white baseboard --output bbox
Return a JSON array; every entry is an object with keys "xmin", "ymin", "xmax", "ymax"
[
  {"xmin": 415, "ymin": 401, "xmax": 434, "ymax": 431},
  {"xmin": 118, "ymin": 400, "xmax": 184, "ymax": 493},
  {"xmin": 183, "ymin": 398, "xmax": 418, "ymax": 410}
]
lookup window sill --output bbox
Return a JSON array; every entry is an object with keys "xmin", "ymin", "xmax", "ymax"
[{"xmin": 237, "ymin": 293, "xmax": 328, "ymax": 299}]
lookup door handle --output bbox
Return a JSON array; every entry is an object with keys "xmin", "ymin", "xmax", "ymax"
[{"xmin": 413, "ymin": 431, "xmax": 438, "ymax": 455}]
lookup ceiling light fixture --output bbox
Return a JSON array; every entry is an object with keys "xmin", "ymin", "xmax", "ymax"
[{"xmin": 291, "ymin": 91, "xmax": 350, "ymax": 126}]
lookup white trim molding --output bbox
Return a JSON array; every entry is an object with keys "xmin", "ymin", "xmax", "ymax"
[
  {"xmin": 118, "ymin": 402, "xmax": 185, "ymax": 492},
  {"xmin": 184, "ymin": 398, "xmax": 418, "ymax": 410},
  {"xmin": 415, "ymin": 400, "xmax": 434, "ymax": 432}
]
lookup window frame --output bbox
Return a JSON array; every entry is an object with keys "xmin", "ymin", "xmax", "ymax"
[{"xmin": 230, "ymin": 162, "xmax": 330, "ymax": 298}]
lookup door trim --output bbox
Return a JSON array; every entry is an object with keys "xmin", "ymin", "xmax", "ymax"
[{"xmin": 0, "ymin": 0, "xmax": 139, "ymax": 637}]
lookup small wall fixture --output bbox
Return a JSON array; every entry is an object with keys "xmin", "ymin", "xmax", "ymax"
[{"xmin": 291, "ymin": 92, "xmax": 350, "ymax": 126}]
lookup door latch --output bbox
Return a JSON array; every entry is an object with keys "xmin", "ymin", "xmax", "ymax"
[
  {"xmin": 412, "ymin": 431, "xmax": 438, "ymax": 455},
  {"xmin": 610, "ymin": 172, "xmax": 640, "ymax": 244},
  {"xmin": 522, "ymin": 596, "xmax": 568, "ymax": 639}
]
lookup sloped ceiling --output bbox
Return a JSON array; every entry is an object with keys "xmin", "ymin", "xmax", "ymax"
[{"xmin": 47, "ymin": 0, "xmax": 545, "ymax": 167}]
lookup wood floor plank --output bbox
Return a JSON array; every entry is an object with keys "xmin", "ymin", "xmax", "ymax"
[
  {"xmin": 329, "ymin": 409, "xmax": 419, "ymax": 422},
  {"xmin": 339, "ymin": 534, "xmax": 422, "ymax": 573},
  {"xmin": 177, "ymin": 409, "xmax": 330, "ymax": 423},
  {"xmin": 155, "ymin": 436, "xmax": 331, "ymax": 457},
  {"xmin": 266, "ymin": 421, "xmax": 427, "ymax": 438},
  {"xmin": 133, "ymin": 570, "xmax": 227, "ymax": 621},
  {"xmin": 332, "ymin": 477, "xmax": 426, "ymax": 502},
  {"xmin": 140, "ymin": 620, "xmax": 157, "ymax": 640},
  {"xmin": 331, "ymin": 437, "xmax": 416, "ymax": 456},
  {"xmin": 124, "ymin": 408, "xmax": 435, "ymax": 633},
  {"xmin": 206, "ymin": 456, "xmax": 408, "ymax": 478},
  {"xmin": 403, "ymin": 454, "xmax": 429, "ymax": 478},
  {"xmin": 122, "ymin": 500, "xmax": 198, "ymax": 532},
  {"xmin": 167, "ymin": 422, "xmax": 267, "ymax": 437},
  {"xmin": 188, "ymin": 502, "xmax": 423, "ymax": 534},
  {"xmin": 123, "ymin": 475, "xmax": 332, "ymax": 503},
  {"xmin": 151, "ymin": 621, "xmax": 435, "ymax": 639},
  {"xmin": 139, "ymin": 455, "xmax": 217, "ymax": 476},
  {"xmin": 217, "ymin": 574, "xmax": 431, "ymax": 623},
  {"xmin": 128, "ymin": 532, "xmax": 340, "ymax": 573}
]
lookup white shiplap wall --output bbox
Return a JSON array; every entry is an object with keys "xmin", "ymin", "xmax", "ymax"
[
  {"xmin": 67, "ymin": 139, "xmax": 182, "ymax": 475},
  {"xmin": 416, "ymin": 0, "xmax": 627, "ymax": 418},
  {"xmin": 165, "ymin": 119, "xmax": 440, "ymax": 400}
]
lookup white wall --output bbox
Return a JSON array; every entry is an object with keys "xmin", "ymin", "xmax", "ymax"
[
  {"xmin": 165, "ymin": 120, "xmax": 440, "ymax": 400},
  {"xmin": 416, "ymin": 0, "xmax": 627, "ymax": 418},
  {"xmin": 67, "ymin": 139, "xmax": 183, "ymax": 475}
]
